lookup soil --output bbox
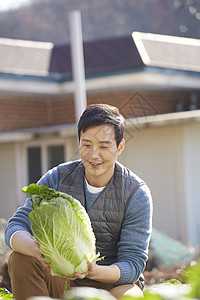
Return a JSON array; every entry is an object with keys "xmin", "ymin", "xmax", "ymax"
[{"xmin": 144, "ymin": 264, "xmax": 187, "ymax": 286}]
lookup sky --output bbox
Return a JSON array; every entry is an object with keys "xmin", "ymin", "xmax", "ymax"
[{"xmin": 0, "ymin": 0, "xmax": 32, "ymax": 11}]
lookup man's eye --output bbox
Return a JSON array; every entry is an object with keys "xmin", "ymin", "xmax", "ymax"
[
  {"xmin": 101, "ymin": 145, "xmax": 108, "ymax": 149},
  {"xmin": 84, "ymin": 144, "xmax": 91, "ymax": 147}
]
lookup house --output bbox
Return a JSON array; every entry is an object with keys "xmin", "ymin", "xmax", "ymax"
[{"xmin": 0, "ymin": 32, "xmax": 200, "ymax": 246}]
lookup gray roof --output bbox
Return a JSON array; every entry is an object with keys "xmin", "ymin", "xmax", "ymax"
[
  {"xmin": 133, "ymin": 32, "xmax": 200, "ymax": 72},
  {"xmin": 0, "ymin": 32, "xmax": 199, "ymax": 80},
  {"xmin": 0, "ymin": 38, "xmax": 53, "ymax": 76}
]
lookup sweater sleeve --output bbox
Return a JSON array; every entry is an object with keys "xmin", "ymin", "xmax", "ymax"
[
  {"xmin": 113, "ymin": 183, "xmax": 153, "ymax": 285},
  {"xmin": 4, "ymin": 166, "xmax": 60, "ymax": 249}
]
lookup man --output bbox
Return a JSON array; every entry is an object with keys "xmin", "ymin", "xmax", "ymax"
[{"xmin": 5, "ymin": 103, "xmax": 153, "ymax": 299}]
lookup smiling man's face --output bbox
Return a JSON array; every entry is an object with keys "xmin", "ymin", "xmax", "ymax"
[{"xmin": 79, "ymin": 124, "xmax": 124, "ymax": 187}]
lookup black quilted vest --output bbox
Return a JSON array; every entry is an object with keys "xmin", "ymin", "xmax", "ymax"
[{"xmin": 58, "ymin": 160, "xmax": 144, "ymax": 265}]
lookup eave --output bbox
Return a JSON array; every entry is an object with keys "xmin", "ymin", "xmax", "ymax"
[{"xmin": 0, "ymin": 67, "xmax": 200, "ymax": 96}]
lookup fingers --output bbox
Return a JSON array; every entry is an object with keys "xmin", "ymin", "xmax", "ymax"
[
  {"xmin": 62, "ymin": 274, "xmax": 84, "ymax": 281},
  {"xmin": 36, "ymin": 252, "xmax": 49, "ymax": 267},
  {"xmin": 87, "ymin": 261, "xmax": 93, "ymax": 267},
  {"xmin": 33, "ymin": 241, "xmax": 49, "ymax": 267},
  {"xmin": 73, "ymin": 272, "xmax": 87, "ymax": 280},
  {"xmin": 87, "ymin": 260, "xmax": 95, "ymax": 272}
]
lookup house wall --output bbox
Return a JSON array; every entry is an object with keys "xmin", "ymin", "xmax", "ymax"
[
  {"xmin": 87, "ymin": 90, "xmax": 193, "ymax": 118},
  {"xmin": 183, "ymin": 122, "xmax": 200, "ymax": 246},
  {"xmin": 0, "ymin": 90, "xmax": 197, "ymax": 131},
  {"xmin": 0, "ymin": 143, "xmax": 17, "ymax": 220},
  {"xmin": 0, "ymin": 94, "xmax": 75, "ymax": 131},
  {"xmin": 119, "ymin": 122, "xmax": 188, "ymax": 244}
]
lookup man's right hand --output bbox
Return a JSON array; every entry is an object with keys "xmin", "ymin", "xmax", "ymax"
[{"xmin": 11, "ymin": 231, "xmax": 49, "ymax": 267}]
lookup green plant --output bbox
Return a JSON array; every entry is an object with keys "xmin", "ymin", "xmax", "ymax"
[
  {"xmin": 182, "ymin": 260, "xmax": 200, "ymax": 299},
  {"xmin": 0, "ymin": 288, "xmax": 14, "ymax": 299}
]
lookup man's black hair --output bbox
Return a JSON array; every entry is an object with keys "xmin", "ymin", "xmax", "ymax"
[{"xmin": 78, "ymin": 104, "xmax": 125, "ymax": 147}]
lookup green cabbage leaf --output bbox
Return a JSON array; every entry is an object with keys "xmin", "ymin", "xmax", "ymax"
[
  {"xmin": 0, "ymin": 288, "xmax": 14, "ymax": 299},
  {"xmin": 22, "ymin": 184, "xmax": 100, "ymax": 277}
]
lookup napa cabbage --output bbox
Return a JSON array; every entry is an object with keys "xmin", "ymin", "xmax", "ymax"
[
  {"xmin": 63, "ymin": 286, "xmax": 117, "ymax": 300},
  {"xmin": 22, "ymin": 184, "xmax": 100, "ymax": 277},
  {"xmin": 0, "ymin": 288, "xmax": 14, "ymax": 299}
]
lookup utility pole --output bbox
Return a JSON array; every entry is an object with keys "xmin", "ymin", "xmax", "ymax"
[{"xmin": 69, "ymin": 10, "xmax": 87, "ymax": 123}]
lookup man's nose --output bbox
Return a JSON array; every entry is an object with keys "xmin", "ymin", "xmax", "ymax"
[{"xmin": 90, "ymin": 146, "xmax": 100, "ymax": 158}]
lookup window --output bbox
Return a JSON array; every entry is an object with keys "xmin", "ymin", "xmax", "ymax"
[
  {"xmin": 27, "ymin": 144, "xmax": 65, "ymax": 185},
  {"xmin": 28, "ymin": 147, "xmax": 41, "ymax": 184},
  {"xmin": 47, "ymin": 145, "xmax": 65, "ymax": 170}
]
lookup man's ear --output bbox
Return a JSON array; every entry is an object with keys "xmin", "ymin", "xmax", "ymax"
[{"xmin": 117, "ymin": 139, "xmax": 125, "ymax": 155}]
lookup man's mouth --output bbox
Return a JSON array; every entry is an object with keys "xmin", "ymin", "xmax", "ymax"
[{"xmin": 89, "ymin": 162, "xmax": 103, "ymax": 168}]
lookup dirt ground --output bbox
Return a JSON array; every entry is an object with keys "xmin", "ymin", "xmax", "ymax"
[{"xmin": 144, "ymin": 264, "xmax": 187, "ymax": 286}]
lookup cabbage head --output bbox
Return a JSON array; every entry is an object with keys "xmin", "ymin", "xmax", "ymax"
[
  {"xmin": 0, "ymin": 288, "xmax": 14, "ymax": 299},
  {"xmin": 22, "ymin": 184, "xmax": 100, "ymax": 277},
  {"xmin": 63, "ymin": 287, "xmax": 117, "ymax": 300}
]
